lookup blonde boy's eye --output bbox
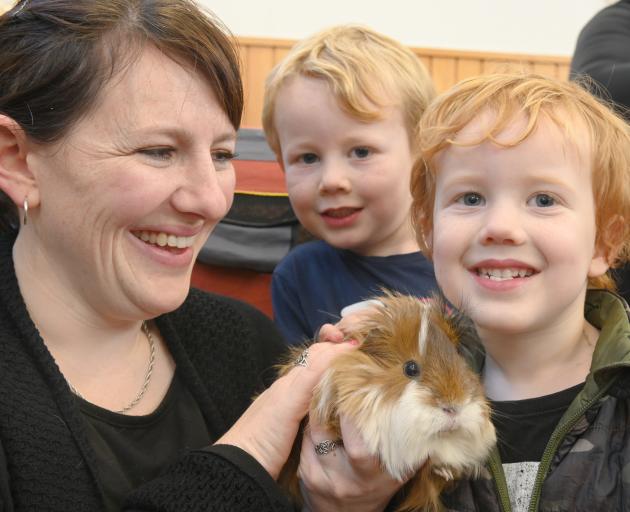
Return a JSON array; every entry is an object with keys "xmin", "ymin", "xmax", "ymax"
[
  {"xmin": 300, "ymin": 153, "xmax": 319, "ymax": 165},
  {"xmin": 351, "ymin": 147, "xmax": 370, "ymax": 159},
  {"xmin": 531, "ymin": 193, "xmax": 556, "ymax": 207},
  {"xmin": 457, "ymin": 192, "xmax": 484, "ymax": 206}
]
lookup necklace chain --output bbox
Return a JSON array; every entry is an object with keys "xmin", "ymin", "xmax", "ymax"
[{"xmin": 66, "ymin": 321, "xmax": 157, "ymax": 414}]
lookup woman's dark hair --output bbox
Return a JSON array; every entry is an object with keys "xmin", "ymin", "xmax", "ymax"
[{"xmin": 0, "ymin": 0, "xmax": 244, "ymax": 233}]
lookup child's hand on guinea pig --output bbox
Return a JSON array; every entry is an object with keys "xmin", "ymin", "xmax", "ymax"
[{"xmin": 298, "ymin": 413, "xmax": 405, "ymax": 512}]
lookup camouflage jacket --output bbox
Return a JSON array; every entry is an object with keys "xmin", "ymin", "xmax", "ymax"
[{"xmin": 443, "ymin": 290, "xmax": 630, "ymax": 512}]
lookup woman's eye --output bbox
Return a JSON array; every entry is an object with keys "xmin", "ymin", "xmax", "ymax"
[
  {"xmin": 212, "ymin": 150, "xmax": 237, "ymax": 164},
  {"xmin": 138, "ymin": 147, "xmax": 174, "ymax": 161},
  {"xmin": 457, "ymin": 192, "xmax": 484, "ymax": 206},
  {"xmin": 351, "ymin": 147, "xmax": 371, "ymax": 159},
  {"xmin": 299, "ymin": 153, "xmax": 319, "ymax": 165},
  {"xmin": 532, "ymin": 193, "xmax": 556, "ymax": 207}
]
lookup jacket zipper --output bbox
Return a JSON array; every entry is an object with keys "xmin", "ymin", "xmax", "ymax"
[{"xmin": 488, "ymin": 448, "xmax": 512, "ymax": 512}]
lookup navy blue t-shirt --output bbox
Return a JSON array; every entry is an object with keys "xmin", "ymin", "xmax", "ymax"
[{"xmin": 271, "ymin": 240, "xmax": 438, "ymax": 345}]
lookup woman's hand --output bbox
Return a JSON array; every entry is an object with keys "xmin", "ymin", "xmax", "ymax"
[
  {"xmin": 317, "ymin": 299, "xmax": 382, "ymax": 344},
  {"xmin": 215, "ymin": 341, "xmax": 357, "ymax": 479},
  {"xmin": 298, "ymin": 414, "xmax": 404, "ymax": 512}
]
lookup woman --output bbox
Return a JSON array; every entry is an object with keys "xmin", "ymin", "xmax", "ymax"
[{"xmin": 0, "ymin": 1, "xmax": 399, "ymax": 510}]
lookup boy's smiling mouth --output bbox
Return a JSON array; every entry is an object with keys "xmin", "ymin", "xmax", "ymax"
[
  {"xmin": 322, "ymin": 207, "xmax": 362, "ymax": 219},
  {"xmin": 475, "ymin": 268, "xmax": 535, "ymax": 281},
  {"xmin": 469, "ymin": 260, "xmax": 539, "ymax": 282}
]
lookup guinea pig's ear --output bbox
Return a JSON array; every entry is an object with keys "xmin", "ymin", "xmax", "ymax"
[{"xmin": 0, "ymin": 116, "xmax": 40, "ymax": 211}]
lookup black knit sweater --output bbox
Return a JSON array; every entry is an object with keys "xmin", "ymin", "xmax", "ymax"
[{"xmin": 0, "ymin": 233, "xmax": 293, "ymax": 511}]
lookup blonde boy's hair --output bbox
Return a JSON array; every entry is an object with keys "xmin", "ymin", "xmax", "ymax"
[
  {"xmin": 411, "ymin": 73, "xmax": 630, "ymax": 290},
  {"xmin": 262, "ymin": 25, "xmax": 435, "ymax": 158}
]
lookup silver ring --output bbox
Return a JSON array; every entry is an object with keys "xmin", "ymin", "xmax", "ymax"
[
  {"xmin": 314, "ymin": 439, "xmax": 342, "ymax": 455},
  {"xmin": 294, "ymin": 348, "xmax": 309, "ymax": 367}
]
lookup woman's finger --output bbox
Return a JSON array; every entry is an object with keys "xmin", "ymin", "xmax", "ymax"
[{"xmin": 316, "ymin": 323, "xmax": 345, "ymax": 343}]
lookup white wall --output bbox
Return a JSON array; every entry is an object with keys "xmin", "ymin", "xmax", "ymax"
[{"xmin": 203, "ymin": 0, "xmax": 610, "ymax": 56}]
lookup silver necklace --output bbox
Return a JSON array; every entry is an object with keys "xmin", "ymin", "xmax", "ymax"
[{"xmin": 67, "ymin": 321, "xmax": 157, "ymax": 414}]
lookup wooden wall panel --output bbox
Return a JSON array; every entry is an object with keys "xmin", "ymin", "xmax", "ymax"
[
  {"xmin": 418, "ymin": 55, "xmax": 433, "ymax": 73},
  {"xmin": 241, "ymin": 46, "xmax": 275, "ymax": 127},
  {"xmin": 532, "ymin": 62, "xmax": 558, "ymax": 77},
  {"xmin": 558, "ymin": 63, "xmax": 571, "ymax": 80},
  {"xmin": 456, "ymin": 58, "xmax": 483, "ymax": 82},
  {"xmin": 431, "ymin": 57, "xmax": 458, "ymax": 93},
  {"xmin": 236, "ymin": 36, "xmax": 571, "ymax": 128}
]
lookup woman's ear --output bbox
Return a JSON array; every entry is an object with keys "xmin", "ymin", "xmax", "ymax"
[{"xmin": 0, "ymin": 115, "xmax": 39, "ymax": 208}]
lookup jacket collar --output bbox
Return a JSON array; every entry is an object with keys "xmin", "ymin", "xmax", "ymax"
[{"xmin": 584, "ymin": 289, "xmax": 630, "ymax": 392}]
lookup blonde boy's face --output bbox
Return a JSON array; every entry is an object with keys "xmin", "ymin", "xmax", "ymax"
[
  {"xmin": 429, "ymin": 113, "xmax": 609, "ymax": 338},
  {"xmin": 274, "ymin": 75, "xmax": 418, "ymax": 256}
]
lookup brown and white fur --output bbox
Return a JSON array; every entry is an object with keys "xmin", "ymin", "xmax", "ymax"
[{"xmin": 279, "ymin": 292, "xmax": 496, "ymax": 512}]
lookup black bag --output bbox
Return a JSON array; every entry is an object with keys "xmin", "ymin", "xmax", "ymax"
[{"xmin": 199, "ymin": 191, "xmax": 314, "ymax": 273}]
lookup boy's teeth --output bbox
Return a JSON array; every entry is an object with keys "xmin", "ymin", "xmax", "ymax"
[
  {"xmin": 134, "ymin": 231, "xmax": 194, "ymax": 248},
  {"xmin": 478, "ymin": 268, "xmax": 533, "ymax": 280}
]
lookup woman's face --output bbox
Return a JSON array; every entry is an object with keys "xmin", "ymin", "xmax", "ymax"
[{"xmin": 25, "ymin": 45, "xmax": 237, "ymax": 321}]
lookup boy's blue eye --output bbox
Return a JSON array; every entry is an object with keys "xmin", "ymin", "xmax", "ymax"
[
  {"xmin": 300, "ymin": 153, "xmax": 319, "ymax": 165},
  {"xmin": 352, "ymin": 147, "xmax": 370, "ymax": 159},
  {"xmin": 534, "ymin": 193, "xmax": 555, "ymax": 207},
  {"xmin": 458, "ymin": 192, "xmax": 484, "ymax": 206}
]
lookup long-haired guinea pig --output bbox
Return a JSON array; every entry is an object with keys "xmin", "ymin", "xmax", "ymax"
[{"xmin": 278, "ymin": 291, "xmax": 496, "ymax": 512}]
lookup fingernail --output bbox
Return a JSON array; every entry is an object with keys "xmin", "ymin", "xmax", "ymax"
[{"xmin": 347, "ymin": 338, "xmax": 360, "ymax": 346}]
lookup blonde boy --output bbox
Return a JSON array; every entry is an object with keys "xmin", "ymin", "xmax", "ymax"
[
  {"xmin": 263, "ymin": 25, "xmax": 438, "ymax": 345},
  {"xmin": 412, "ymin": 73, "xmax": 630, "ymax": 511}
]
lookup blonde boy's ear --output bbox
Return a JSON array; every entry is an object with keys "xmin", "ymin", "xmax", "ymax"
[
  {"xmin": 588, "ymin": 215, "xmax": 625, "ymax": 278},
  {"xmin": 0, "ymin": 115, "xmax": 39, "ymax": 209}
]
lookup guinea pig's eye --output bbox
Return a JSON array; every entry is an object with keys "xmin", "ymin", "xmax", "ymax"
[{"xmin": 403, "ymin": 360, "xmax": 421, "ymax": 378}]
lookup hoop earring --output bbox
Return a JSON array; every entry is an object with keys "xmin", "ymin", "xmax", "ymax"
[{"xmin": 23, "ymin": 197, "xmax": 28, "ymax": 226}]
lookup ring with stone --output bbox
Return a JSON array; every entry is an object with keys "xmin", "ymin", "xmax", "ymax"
[
  {"xmin": 294, "ymin": 348, "xmax": 309, "ymax": 368},
  {"xmin": 314, "ymin": 439, "xmax": 343, "ymax": 455}
]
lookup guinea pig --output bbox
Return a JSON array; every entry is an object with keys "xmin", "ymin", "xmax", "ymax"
[{"xmin": 278, "ymin": 291, "xmax": 496, "ymax": 512}]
